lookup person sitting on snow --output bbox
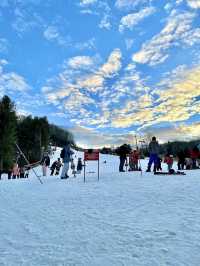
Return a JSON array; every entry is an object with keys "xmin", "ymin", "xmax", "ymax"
[
  {"xmin": 164, "ymin": 154, "xmax": 173, "ymax": 172},
  {"xmin": 146, "ymin": 136, "xmax": 160, "ymax": 173},
  {"xmin": 129, "ymin": 150, "xmax": 140, "ymax": 171}
]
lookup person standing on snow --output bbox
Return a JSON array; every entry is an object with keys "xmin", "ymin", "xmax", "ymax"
[
  {"xmin": 41, "ymin": 152, "xmax": 50, "ymax": 176},
  {"xmin": 146, "ymin": 136, "xmax": 160, "ymax": 173},
  {"xmin": 77, "ymin": 158, "xmax": 83, "ymax": 174},
  {"xmin": 50, "ymin": 159, "xmax": 58, "ymax": 176},
  {"xmin": 55, "ymin": 158, "xmax": 62, "ymax": 175},
  {"xmin": 60, "ymin": 142, "xmax": 74, "ymax": 179},
  {"xmin": 116, "ymin": 144, "xmax": 130, "ymax": 172},
  {"xmin": 129, "ymin": 150, "xmax": 140, "ymax": 171}
]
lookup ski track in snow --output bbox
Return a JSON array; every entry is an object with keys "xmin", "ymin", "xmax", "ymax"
[{"xmin": 1, "ymin": 149, "xmax": 200, "ymax": 265}]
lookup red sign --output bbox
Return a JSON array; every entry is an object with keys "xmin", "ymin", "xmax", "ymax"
[{"xmin": 84, "ymin": 149, "xmax": 99, "ymax": 161}]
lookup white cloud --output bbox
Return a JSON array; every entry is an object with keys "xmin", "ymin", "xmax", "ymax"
[
  {"xmin": 0, "ymin": 72, "xmax": 31, "ymax": 93},
  {"xmin": 119, "ymin": 6, "xmax": 155, "ymax": 32},
  {"xmin": 143, "ymin": 122, "xmax": 200, "ymax": 143},
  {"xmin": 43, "ymin": 26, "xmax": 70, "ymax": 46},
  {"xmin": 187, "ymin": 0, "xmax": 200, "ymax": 9},
  {"xmin": 132, "ymin": 11, "xmax": 199, "ymax": 66},
  {"xmin": 67, "ymin": 56, "xmax": 94, "ymax": 69},
  {"xmin": 12, "ymin": 7, "xmax": 44, "ymax": 36},
  {"xmin": 75, "ymin": 38, "xmax": 96, "ymax": 50},
  {"xmin": 99, "ymin": 14, "xmax": 111, "ymax": 30},
  {"xmin": 80, "ymin": 0, "xmax": 97, "ymax": 6},
  {"xmin": 115, "ymin": 0, "xmax": 148, "ymax": 10},
  {"xmin": 69, "ymin": 125, "xmax": 135, "ymax": 148},
  {"xmin": 99, "ymin": 49, "xmax": 122, "ymax": 77},
  {"xmin": 43, "ymin": 49, "xmax": 122, "ymax": 127}
]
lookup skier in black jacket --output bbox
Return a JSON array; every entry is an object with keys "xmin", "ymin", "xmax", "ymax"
[{"xmin": 116, "ymin": 144, "xmax": 131, "ymax": 172}]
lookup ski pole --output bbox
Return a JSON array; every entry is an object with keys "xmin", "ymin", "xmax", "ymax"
[{"xmin": 15, "ymin": 143, "xmax": 43, "ymax": 184}]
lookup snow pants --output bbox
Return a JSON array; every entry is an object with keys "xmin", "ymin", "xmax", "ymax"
[
  {"xmin": 119, "ymin": 157, "xmax": 126, "ymax": 172},
  {"xmin": 148, "ymin": 154, "xmax": 158, "ymax": 171},
  {"xmin": 61, "ymin": 162, "xmax": 69, "ymax": 178},
  {"xmin": 42, "ymin": 165, "xmax": 47, "ymax": 176},
  {"xmin": 167, "ymin": 163, "xmax": 173, "ymax": 172}
]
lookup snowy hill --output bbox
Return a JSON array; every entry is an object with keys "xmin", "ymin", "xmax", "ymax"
[{"xmin": 1, "ymin": 149, "xmax": 200, "ymax": 265}]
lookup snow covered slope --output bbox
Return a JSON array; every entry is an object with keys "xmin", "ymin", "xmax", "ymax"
[{"xmin": 1, "ymin": 149, "xmax": 200, "ymax": 265}]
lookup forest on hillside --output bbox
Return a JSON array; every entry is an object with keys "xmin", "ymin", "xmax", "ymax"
[{"xmin": 0, "ymin": 95, "xmax": 74, "ymax": 171}]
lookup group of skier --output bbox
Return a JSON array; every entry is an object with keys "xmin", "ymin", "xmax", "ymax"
[
  {"xmin": 41, "ymin": 142, "xmax": 84, "ymax": 179},
  {"xmin": 118, "ymin": 136, "xmax": 200, "ymax": 174},
  {"xmin": 4, "ymin": 163, "xmax": 30, "ymax": 179},
  {"xmin": 3, "ymin": 137, "xmax": 200, "ymax": 180}
]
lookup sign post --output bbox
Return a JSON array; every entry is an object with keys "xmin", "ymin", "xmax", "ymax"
[{"xmin": 84, "ymin": 149, "xmax": 100, "ymax": 182}]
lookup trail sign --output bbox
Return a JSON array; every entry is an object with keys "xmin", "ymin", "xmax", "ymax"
[
  {"xmin": 84, "ymin": 149, "xmax": 99, "ymax": 161},
  {"xmin": 83, "ymin": 149, "xmax": 100, "ymax": 182}
]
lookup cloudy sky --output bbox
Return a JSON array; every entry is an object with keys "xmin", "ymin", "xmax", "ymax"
[{"xmin": 1, "ymin": 0, "xmax": 200, "ymax": 147}]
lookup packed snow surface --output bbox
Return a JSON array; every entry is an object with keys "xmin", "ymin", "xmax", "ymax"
[{"xmin": 1, "ymin": 149, "xmax": 200, "ymax": 266}]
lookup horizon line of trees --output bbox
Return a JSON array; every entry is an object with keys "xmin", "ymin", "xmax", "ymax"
[
  {"xmin": 0, "ymin": 95, "xmax": 74, "ymax": 172},
  {"xmin": 100, "ymin": 140, "xmax": 200, "ymax": 157}
]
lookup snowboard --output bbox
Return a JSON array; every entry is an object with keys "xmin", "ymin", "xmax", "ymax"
[{"xmin": 154, "ymin": 171, "xmax": 186, "ymax": 176}]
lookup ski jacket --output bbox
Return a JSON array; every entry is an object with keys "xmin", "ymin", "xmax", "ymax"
[
  {"xmin": 190, "ymin": 150, "xmax": 199, "ymax": 159},
  {"xmin": 62, "ymin": 145, "xmax": 74, "ymax": 163},
  {"xmin": 129, "ymin": 151, "xmax": 139, "ymax": 163},
  {"xmin": 164, "ymin": 156, "xmax": 173, "ymax": 165},
  {"xmin": 41, "ymin": 155, "xmax": 50, "ymax": 167},
  {"xmin": 149, "ymin": 140, "xmax": 159, "ymax": 154},
  {"xmin": 56, "ymin": 161, "xmax": 62, "ymax": 170},
  {"xmin": 51, "ymin": 161, "xmax": 57, "ymax": 170}
]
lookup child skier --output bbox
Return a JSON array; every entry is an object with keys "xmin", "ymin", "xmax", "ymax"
[
  {"xmin": 12, "ymin": 163, "xmax": 20, "ymax": 179},
  {"xmin": 77, "ymin": 158, "xmax": 83, "ymax": 174},
  {"xmin": 50, "ymin": 160, "xmax": 58, "ymax": 176},
  {"xmin": 55, "ymin": 158, "xmax": 62, "ymax": 175},
  {"xmin": 19, "ymin": 166, "xmax": 25, "ymax": 178},
  {"xmin": 129, "ymin": 150, "xmax": 139, "ymax": 171},
  {"xmin": 164, "ymin": 155, "xmax": 173, "ymax": 172}
]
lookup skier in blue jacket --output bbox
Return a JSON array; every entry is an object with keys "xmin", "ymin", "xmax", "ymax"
[
  {"xmin": 146, "ymin": 136, "xmax": 160, "ymax": 172},
  {"xmin": 60, "ymin": 142, "xmax": 74, "ymax": 179}
]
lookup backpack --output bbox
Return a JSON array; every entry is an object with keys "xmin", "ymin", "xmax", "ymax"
[{"xmin": 60, "ymin": 148, "xmax": 65, "ymax": 159}]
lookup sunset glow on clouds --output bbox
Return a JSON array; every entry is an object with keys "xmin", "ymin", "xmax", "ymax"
[{"xmin": 1, "ymin": 0, "xmax": 200, "ymax": 147}]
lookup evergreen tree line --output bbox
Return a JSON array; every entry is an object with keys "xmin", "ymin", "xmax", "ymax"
[{"xmin": 0, "ymin": 95, "xmax": 74, "ymax": 172}]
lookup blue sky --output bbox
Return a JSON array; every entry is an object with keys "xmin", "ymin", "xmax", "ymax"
[{"xmin": 1, "ymin": 0, "xmax": 200, "ymax": 147}]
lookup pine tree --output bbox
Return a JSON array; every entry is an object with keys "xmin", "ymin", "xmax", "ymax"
[{"xmin": 0, "ymin": 95, "xmax": 17, "ymax": 172}]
